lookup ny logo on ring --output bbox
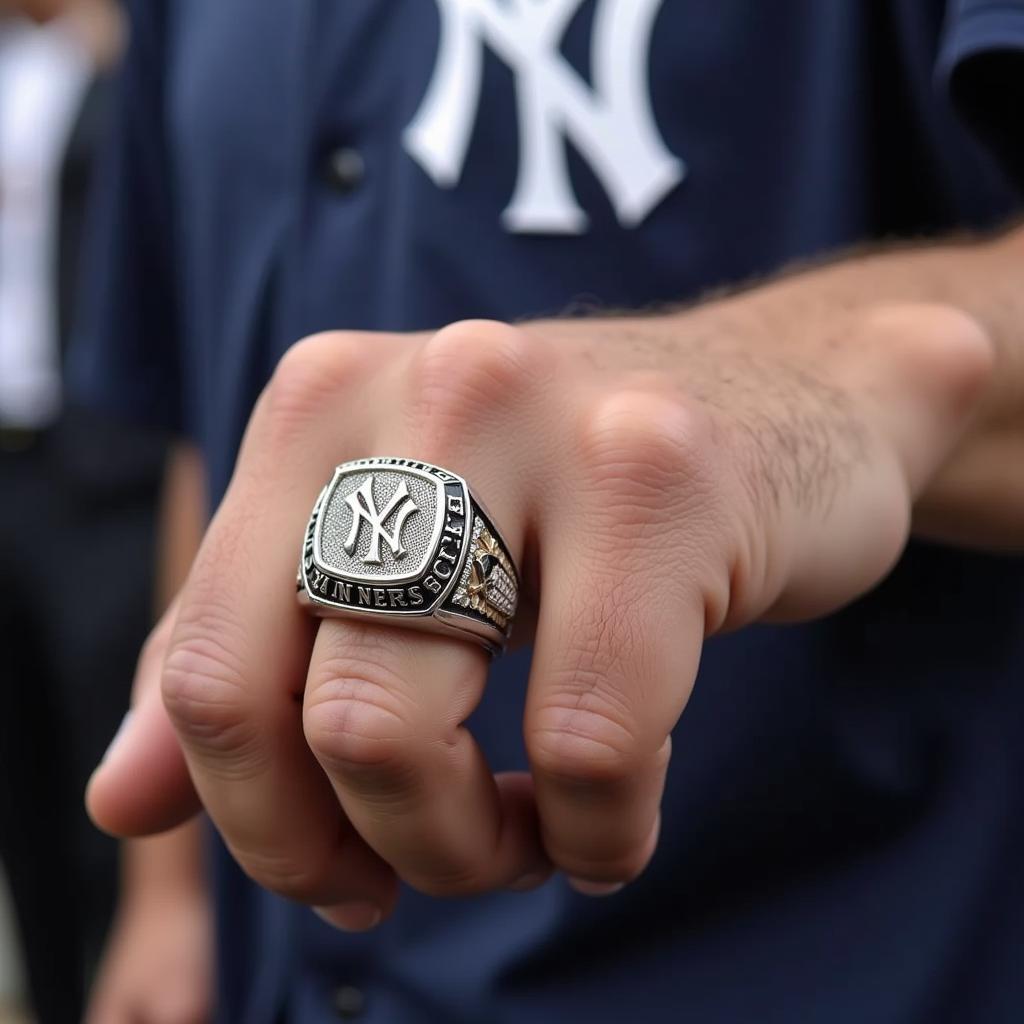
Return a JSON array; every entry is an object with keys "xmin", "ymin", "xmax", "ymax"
[
  {"xmin": 343, "ymin": 477, "xmax": 420, "ymax": 565},
  {"xmin": 404, "ymin": 0, "xmax": 684, "ymax": 235}
]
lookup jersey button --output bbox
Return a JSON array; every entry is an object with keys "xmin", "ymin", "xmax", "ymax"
[
  {"xmin": 331, "ymin": 984, "xmax": 367, "ymax": 1019},
  {"xmin": 323, "ymin": 147, "xmax": 366, "ymax": 193}
]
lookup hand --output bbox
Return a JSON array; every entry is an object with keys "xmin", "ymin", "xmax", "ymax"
[
  {"xmin": 85, "ymin": 874, "xmax": 212, "ymax": 1024},
  {"xmin": 87, "ymin": 295, "xmax": 991, "ymax": 926}
]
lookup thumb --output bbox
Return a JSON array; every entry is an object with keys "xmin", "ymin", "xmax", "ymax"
[{"xmin": 87, "ymin": 609, "xmax": 201, "ymax": 836}]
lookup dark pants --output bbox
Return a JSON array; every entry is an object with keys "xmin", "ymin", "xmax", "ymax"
[{"xmin": 0, "ymin": 411, "xmax": 164, "ymax": 1023}]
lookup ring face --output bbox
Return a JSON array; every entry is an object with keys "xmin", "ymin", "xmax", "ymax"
[
  {"xmin": 298, "ymin": 458, "xmax": 519, "ymax": 651},
  {"xmin": 315, "ymin": 463, "xmax": 449, "ymax": 585}
]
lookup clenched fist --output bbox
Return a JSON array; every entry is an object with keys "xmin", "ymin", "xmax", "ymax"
[{"xmin": 87, "ymin": 269, "xmax": 997, "ymax": 929}]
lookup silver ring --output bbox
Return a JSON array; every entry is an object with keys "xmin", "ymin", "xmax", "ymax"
[{"xmin": 297, "ymin": 458, "xmax": 520, "ymax": 653}]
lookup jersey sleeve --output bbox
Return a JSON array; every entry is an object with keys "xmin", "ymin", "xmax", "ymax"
[
  {"xmin": 939, "ymin": 0, "xmax": 1024, "ymax": 191},
  {"xmin": 66, "ymin": 0, "xmax": 184, "ymax": 433}
]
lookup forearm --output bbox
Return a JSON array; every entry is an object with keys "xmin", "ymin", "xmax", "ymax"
[
  {"xmin": 548, "ymin": 222, "xmax": 1023, "ymax": 548},
  {"xmin": 726, "ymin": 223, "xmax": 1024, "ymax": 546},
  {"xmin": 743, "ymin": 224, "xmax": 1023, "ymax": 425}
]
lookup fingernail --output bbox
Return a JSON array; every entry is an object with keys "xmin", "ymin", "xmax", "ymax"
[
  {"xmin": 508, "ymin": 870, "xmax": 551, "ymax": 892},
  {"xmin": 99, "ymin": 711, "xmax": 134, "ymax": 766},
  {"xmin": 567, "ymin": 877, "xmax": 625, "ymax": 897},
  {"xmin": 313, "ymin": 902, "xmax": 382, "ymax": 932}
]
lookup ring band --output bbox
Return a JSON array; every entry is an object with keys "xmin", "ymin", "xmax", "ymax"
[{"xmin": 297, "ymin": 458, "xmax": 519, "ymax": 653}]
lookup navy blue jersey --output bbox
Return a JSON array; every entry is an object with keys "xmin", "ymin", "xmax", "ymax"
[{"xmin": 73, "ymin": 2, "xmax": 1024, "ymax": 1022}]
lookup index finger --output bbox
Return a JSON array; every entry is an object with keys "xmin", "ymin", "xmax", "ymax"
[{"xmin": 159, "ymin": 341, "xmax": 399, "ymax": 914}]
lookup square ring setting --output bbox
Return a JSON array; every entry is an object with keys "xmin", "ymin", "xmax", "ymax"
[{"xmin": 298, "ymin": 457, "xmax": 518, "ymax": 652}]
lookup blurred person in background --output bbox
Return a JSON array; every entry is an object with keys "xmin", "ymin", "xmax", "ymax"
[
  {"xmin": 0, "ymin": 0, "xmax": 181, "ymax": 1020},
  {"xmin": 85, "ymin": 442, "xmax": 212, "ymax": 1023},
  {"xmin": 77, "ymin": 1, "xmax": 1024, "ymax": 1023}
]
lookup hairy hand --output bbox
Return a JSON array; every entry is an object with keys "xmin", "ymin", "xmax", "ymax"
[{"xmin": 87, "ymin": 298, "xmax": 990, "ymax": 925}]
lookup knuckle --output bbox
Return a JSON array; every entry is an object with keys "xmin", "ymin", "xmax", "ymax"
[
  {"xmin": 558, "ymin": 843, "xmax": 655, "ymax": 886},
  {"xmin": 161, "ymin": 621, "xmax": 256, "ymax": 755},
  {"xmin": 262, "ymin": 332, "xmax": 367, "ymax": 443},
  {"xmin": 576, "ymin": 389, "xmax": 713, "ymax": 500},
  {"xmin": 528, "ymin": 701, "xmax": 647, "ymax": 788},
  {"xmin": 411, "ymin": 866, "xmax": 488, "ymax": 900},
  {"xmin": 231, "ymin": 843, "xmax": 337, "ymax": 904},
  {"xmin": 420, "ymin": 319, "xmax": 538, "ymax": 390},
  {"xmin": 409, "ymin": 320, "xmax": 544, "ymax": 447},
  {"xmin": 863, "ymin": 303, "xmax": 995, "ymax": 412},
  {"xmin": 304, "ymin": 659, "xmax": 417, "ymax": 777}
]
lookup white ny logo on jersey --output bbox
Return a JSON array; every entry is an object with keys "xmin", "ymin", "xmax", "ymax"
[
  {"xmin": 343, "ymin": 477, "xmax": 420, "ymax": 565},
  {"xmin": 404, "ymin": 0, "xmax": 684, "ymax": 234}
]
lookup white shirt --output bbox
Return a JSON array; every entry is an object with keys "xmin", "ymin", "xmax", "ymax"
[{"xmin": 0, "ymin": 16, "xmax": 91, "ymax": 428}]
